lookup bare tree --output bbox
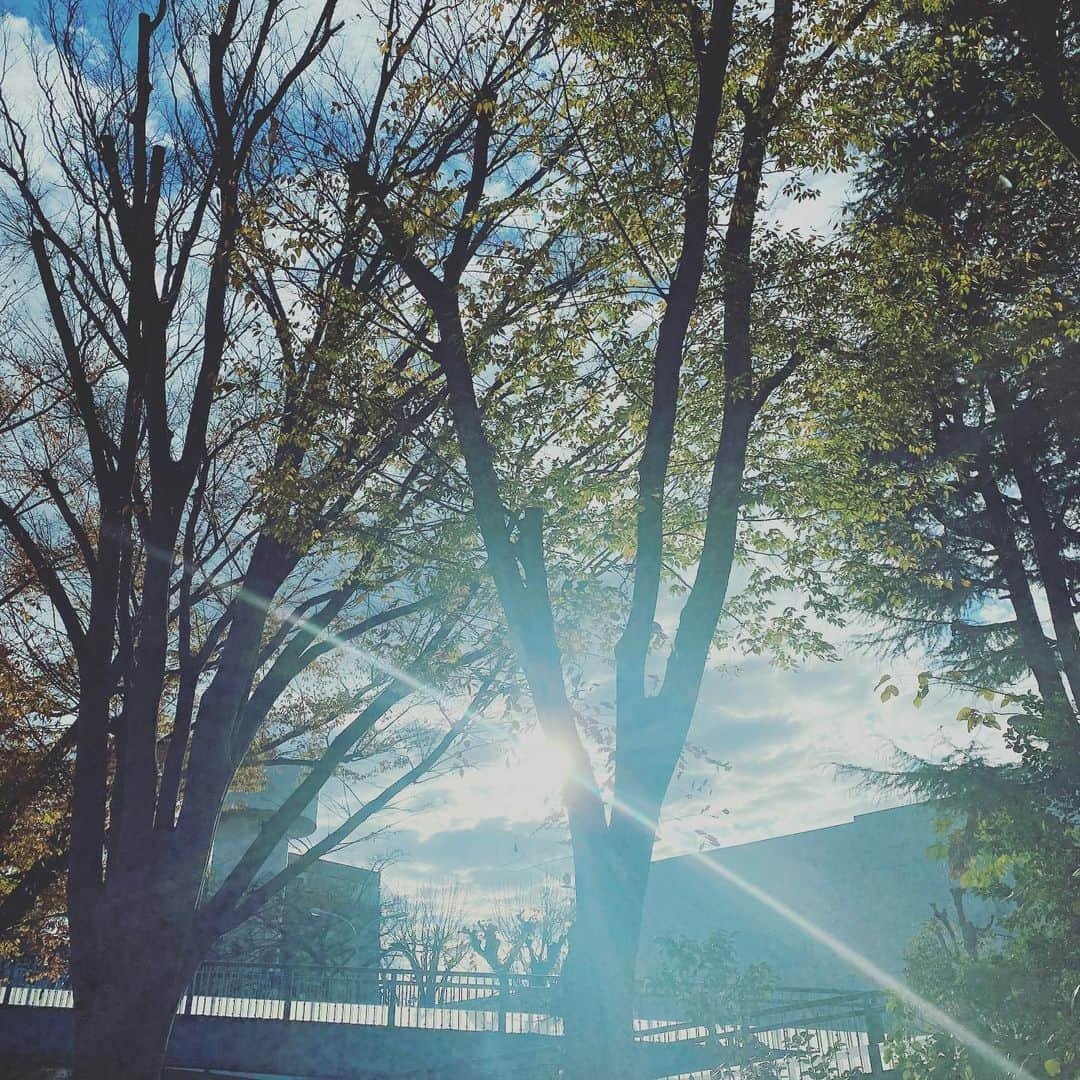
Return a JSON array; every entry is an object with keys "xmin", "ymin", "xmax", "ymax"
[
  {"xmin": 465, "ymin": 881, "xmax": 572, "ymax": 991},
  {"xmin": 384, "ymin": 882, "xmax": 470, "ymax": 1006},
  {"xmin": 506, "ymin": 882, "xmax": 573, "ymax": 978}
]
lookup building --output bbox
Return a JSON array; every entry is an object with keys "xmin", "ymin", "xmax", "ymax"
[
  {"xmin": 638, "ymin": 802, "xmax": 1003, "ymax": 988},
  {"xmin": 209, "ymin": 763, "xmax": 320, "ymax": 886},
  {"xmin": 285, "ymin": 852, "xmax": 381, "ymax": 969},
  {"xmin": 209, "ymin": 765, "xmax": 381, "ymax": 970}
]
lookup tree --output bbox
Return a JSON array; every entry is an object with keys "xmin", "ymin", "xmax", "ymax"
[
  {"xmin": 765, "ymin": 3, "xmax": 1080, "ymax": 1074},
  {"xmin": 645, "ymin": 929, "xmax": 772, "ymax": 1031},
  {"xmin": 463, "ymin": 883, "xmax": 571, "ymax": 987},
  {"xmin": 337, "ymin": 0, "xmax": 883, "ymax": 1073},
  {"xmin": 384, "ymin": 883, "xmax": 470, "ymax": 1006},
  {"xmin": 0, "ymin": 2, "xmax": 513, "ymax": 1075},
  {"xmin": 460, "ymin": 883, "xmax": 573, "ymax": 1022},
  {"xmin": 0, "ymin": 642, "xmax": 68, "ymax": 968},
  {"xmin": 464, "ymin": 883, "xmax": 574, "ymax": 980},
  {"xmin": 773, "ymin": 0, "xmax": 1080, "ymax": 751},
  {"xmin": 464, "ymin": 918, "xmax": 521, "ymax": 1006},
  {"xmin": 464, "ymin": 918, "xmax": 518, "ymax": 972},
  {"xmin": 643, "ymin": 932, "xmax": 856, "ymax": 1080},
  {"xmin": 507, "ymin": 882, "xmax": 573, "ymax": 979},
  {"xmin": 864, "ymin": 754, "xmax": 1080, "ymax": 1079},
  {"xmin": 905, "ymin": 0, "xmax": 1079, "ymax": 163}
]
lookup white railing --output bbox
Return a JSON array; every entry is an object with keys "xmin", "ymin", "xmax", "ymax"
[{"xmin": 0, "ymin": 961, "xmax": 887, "ymax": 1074}]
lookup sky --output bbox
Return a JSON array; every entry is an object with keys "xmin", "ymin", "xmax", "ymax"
[
  {"xmin": 0, "ymin": 1, "xmax": 1001, "ymax": 916},
  {"xmin": 310, "ymin": 171, "xmax": 996, "ymax": 908},
  {"xmin": 335, "ymin": 608, "xmax": 995, "ymax": 909}
]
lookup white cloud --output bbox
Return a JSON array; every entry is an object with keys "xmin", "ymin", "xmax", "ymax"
[{"xmin": 319, "ymin": 620, "xmax": 1001, "ymax": 908}]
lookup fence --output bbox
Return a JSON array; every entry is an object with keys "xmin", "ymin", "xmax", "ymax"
[
  {"xmin": 633, "ymin": 983, "xmax": 887, "ymax": 1077},
  {"xmin": 0, "ymin": 961, "xmax": 887, "ymax": 1073},
  {"xmin": 184, "ymin": 962, "xmax": 561, "ymax": 1035}
]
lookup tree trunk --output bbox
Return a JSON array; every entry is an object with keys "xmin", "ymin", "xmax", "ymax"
[
  {"xmin": 72, "ymin": 979, "xmax": 180, "ymax": 1080},
  {"xmin": 557, "ymin": 714, "xmax": 682, "ymax": 1080},
  {"xmin": 560, "ymin": 891, "xmax": 641, "ymax": 1079},
  {"xmin": 989, "ymin": 380, "xmax": 1080, "ymax": 709},
  {"xmin": 69, "ymin": 870, "xmax": 203, "ymax": 1080},
  {"xmin": 559, "ymin": 826, "xmax": 656, "ymax": 1080}
]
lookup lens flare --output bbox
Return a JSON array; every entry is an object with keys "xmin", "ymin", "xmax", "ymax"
[
  {"xmin": 233, "ymin": 583, "xmax": 1033, "ymax": 1078},
  {"xmin": 605, "ymin": 792, "xmax": 1036, "ymax": 1080},
  {"xmin": 236, "ymin": 585, "xmax": 460, "ymax": 706}
]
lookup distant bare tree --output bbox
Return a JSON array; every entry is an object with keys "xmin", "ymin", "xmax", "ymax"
[
  {"xmin": 464, "ymin": 882, "xmax": 572, "ymax": 1008},
  {"xmin": 385, "ymin": 883, "xmax": 470, "ymax": 1006},
  {"xmin": 507, "ymin": 882, "xmax": 573, "ymax": 978}
]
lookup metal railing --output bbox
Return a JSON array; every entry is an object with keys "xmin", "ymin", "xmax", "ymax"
[
  {"xmin": 631, "ymin": 983, "xmax": 888, "ymax": 1076},
  {"xmin": 0, "ymin": 961, "xmax": 887, "ymax": 1071},
  {"xmin": 0, "ymin": 963, "xmax": 72, "ymax": 1010},
  {"xmin": 0, "ymin": 961, "xmax": 564, "ymax": 1036},
  {"xmin": 182, "ymin": 962, "xmax": 561, "ymax": 1035}
]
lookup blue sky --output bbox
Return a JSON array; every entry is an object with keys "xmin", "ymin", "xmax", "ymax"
[
  {"xmin": 347, "ymin": 621, "xmax": 996, "ymax": 908},
  {"xmin": 0, "ymin": 1, "xmax": 1002, "ymax": 914}
]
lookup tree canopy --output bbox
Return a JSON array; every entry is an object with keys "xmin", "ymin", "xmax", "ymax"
[{"xmin": 0, "ymin": 1, "xmax": 1076, "ymax": 1078}]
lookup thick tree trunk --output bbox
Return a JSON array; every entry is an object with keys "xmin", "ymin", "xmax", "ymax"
[
  {"xmin": 559, "ymin": 808, "xmax": 660, "ymax": 1080},
  {"xmin": 72, "ymin": 980, "xmax": 180, "ymax": 1080},
  {"xmin": 560, "ymin": 887, "xmax": 642, "ymax": 1080},
  {"xmin": 69, "ymin": 864, "xmax": 204, "ymax": 1080},
  {"xmin": 557, "ymin": 710, "xmax": 684, "ymax": 1080}
]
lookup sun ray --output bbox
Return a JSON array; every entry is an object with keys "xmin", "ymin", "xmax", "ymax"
[
  {"xmin": 605, "ymin": 792, "xmax": 1037, "ymax": 1080},
  {"xmin": 235, "ymin": 586, "xmax": 1034, "ymax": 1078}
]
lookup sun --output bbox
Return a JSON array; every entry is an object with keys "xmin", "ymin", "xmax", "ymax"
[{"xmin": 508, "ymin": 724, "xmax": 576, "ymax": 811}]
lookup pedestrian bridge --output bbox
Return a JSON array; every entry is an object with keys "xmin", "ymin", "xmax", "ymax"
[{"xmin": 0, "ymin": 961, "xmax": 890, "ymax": 1077}]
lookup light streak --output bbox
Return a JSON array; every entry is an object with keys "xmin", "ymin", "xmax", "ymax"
[
  {"xmin": 607, "ymin": 792, "xmax": 1036, "ymax": 1080},
  {"xmin": 238, "ymin": 583, "xmax": 1033, "ymax": 1077}
]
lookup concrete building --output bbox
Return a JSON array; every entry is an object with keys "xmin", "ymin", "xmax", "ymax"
[
  {"xmin": 209, "ymin": 764, "xmax": 320, "ymax": 886},
  {"xmin": 638, "ymin": 802, "xmax": 1002, "ymax": 988},
  {"xmin": 285, "ymin": 852, "xmax": 382, "ymax": 968},
  {"xmin": 209, "ymin": 765, "xmax": 381, "ymax": 969}
]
